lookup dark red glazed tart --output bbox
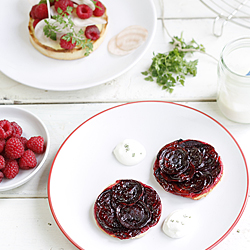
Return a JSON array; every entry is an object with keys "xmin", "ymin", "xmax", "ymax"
[
  {"xmin": 153, "ymin": 139, "xmax": 223, "ymax": 200},
  {"xmin": 94, "ymin": 179, "xmax": 162, "ymax": 239}
]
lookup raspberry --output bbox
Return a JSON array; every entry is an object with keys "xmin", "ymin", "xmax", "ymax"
[
  {"xmin": 0, "ymin": 139, "xmax": 5, "ymax": 153},
  {"xmin": 55, "ymin": 0, "xmax": 74, "ymax": 15},
  {"xmin": 30, "ymin": 4, "xmax": 38, "ymax": 19},
  {"xmin": 33, "ymin": 19, "xmax": 42, "ymax": 29},
  {"xmin": 26, "ymin": 136, "xmax": 45, "ymax": 154},
  {"xmin": 0, "ymin": 120, "xmax": 13, "ymax": 139},
  {"xmin": 85, "ymin": 25, "xmax": 100, "ymax": 41},
  {"xmin": 2, "ymin": 160, "xmax": 19, "ymax": 179},
  {"xmin": 0, "ymin": 171, "xmax": 3, "ymax": 183},
  {"xmin": 34, "ymin": 3, "xmax": 48, "ymax": 20},
  {"xmin": 11, "ymin": 122, "xmax": 22, "ymax": 138},
  {"xmin": 76, "ymin": 4, "xmax": 93, "ymax": 19},
  {"xmin": 5, "ymin": 137, "xmax": 25, "ymax": 160},
  {"xmin": 60, "ymin": 34, "xmax": 76, "ymax": 50},
  {"xmin": 19, "ymin": 150, "xmax": 37, "ymax": 170},
  {"xmin": 20, "ymin": 137, "xmax": 28, "ymax": 150},
  {"xmin": 0, "ymin": 155, "xmax": 5, "ymax": 170},
  {"xmin": 93, "ymin": 1, "xmax": 105, "ymax": 17}
]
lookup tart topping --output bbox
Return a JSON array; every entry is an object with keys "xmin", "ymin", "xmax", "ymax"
[
  {"xmin": 153, "ymin": 139, "xmax": 223, "ymax": 199},
  {"xmin": 116, "ymin": 201, "xmax": 151, "ymax": 229},
  {"xmin": 74, "ymin": 0, "xmax": 95, "ymax": 10},
  {"xmin": 111, "ymin": 179, "xmax": 144, "ymax": 205},
  {"xmin": 85, "ymin": 25, "xmax": 100, "ymax": 40},
  {"xmin": 60, "ymin": 34, "xmax": 77, "ymax": 49},
  {"xmin": 94, "ymin": 179, "xmax": 162, "ymax": 239},
  {"xmin": 76, "ymin": 4, "xmax": 93, "ymax": 19},
  {"xmin": 30, "ymin": 0, "xmax": 107, "ymax": 53},
  {"xmin": 54, "ymin": 0, "xmax": 73, "ymax": 15},
  {"xmin": 93, "ymin": 1, "xmax": 105, "ymax": 17},
  {"xmin": 32, "ymin": 3, "xmax": 49, "ymax": 19}
]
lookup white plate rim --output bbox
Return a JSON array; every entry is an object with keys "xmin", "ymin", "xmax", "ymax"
[
  {"xmin": 0, "ymin": 106, "xmax": 50, "ymax": 191},
  {"xmin": 0, "ymin": 0, "xmax": 157, "ymax": 91},
  {"xmin": 47, "ymin": 101, "xmax": 249, "ymax": 250}
]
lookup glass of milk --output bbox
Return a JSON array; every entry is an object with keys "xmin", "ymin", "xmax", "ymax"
[{"xmin": 217, "ymin": 37, "xmax": 250, "ymax": 123}]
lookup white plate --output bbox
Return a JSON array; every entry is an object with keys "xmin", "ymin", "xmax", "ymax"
[
  {"xmin": 48, "ymin": 101, "xmax": 249, "ymax": 250},
  {"xmin": 0, "ymin": 106, "xmax": 50, "ymax": 191},
  {"xmin": 0, "ymin": 0, "xmax": 156, "ymax": 91}
]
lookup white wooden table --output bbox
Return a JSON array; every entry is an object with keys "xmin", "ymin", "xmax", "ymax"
[{"xmin": 0, "ymin": 0, "xmax": 249, "ymax": 249}]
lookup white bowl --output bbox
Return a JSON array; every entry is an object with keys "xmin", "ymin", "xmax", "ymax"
[{"xmin": 0, "ymin": 106, "xmax": 50, "ymax": 191}]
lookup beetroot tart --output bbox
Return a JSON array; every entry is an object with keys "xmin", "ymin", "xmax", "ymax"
[
  {"xmin": 94, "ymin": 179, "xmax": 162, "ymax": 239},
  {"xmin": 153, "ymin": 139, "xmax": 223, "ymax": 200}
]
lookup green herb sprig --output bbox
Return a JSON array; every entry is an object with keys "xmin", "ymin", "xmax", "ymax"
[
  {"xmin": 43, "ymin": 6, "xmax": 93, "ymax": 56},
  {"xmin": 142, "ymin": 33, "xmax": 205, "ymax": 93}
]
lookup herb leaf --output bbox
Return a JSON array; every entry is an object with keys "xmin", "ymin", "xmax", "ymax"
[{"xmin": 142, "ymin": 33, "xmax": 205, "ymax": 93}]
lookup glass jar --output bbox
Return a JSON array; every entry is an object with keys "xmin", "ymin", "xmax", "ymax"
[{"xmin": 217, "ymin": 37, "xmax": 250, "ymax": 123}]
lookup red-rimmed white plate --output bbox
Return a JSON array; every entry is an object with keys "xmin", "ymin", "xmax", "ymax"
[
  {"xmin": 0, "ymin": 0, "xmax": 157, "ymax": 91},
  {"xmin": 0, "ymin": 106, "xmax": 50, "ymax": 191},
  {"xmin": 48, "ymin": 101, "xmax": 249, "ymax": 250}
]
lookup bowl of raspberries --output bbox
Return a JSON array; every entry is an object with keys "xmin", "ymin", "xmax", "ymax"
[{"xmin": 0, "ymin": 106, "xmax": 50, "ymax": 191}]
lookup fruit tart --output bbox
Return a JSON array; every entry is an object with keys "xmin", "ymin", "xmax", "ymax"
[
  {"xmin": 94, "ymin": 179, "xmax": 162, "ymax": 239},
  {"xmin": 28, "ymin": 0, "xmax": 108, "ymax": 60},
  {"xmin": 153, "ymin": 139, "xmax": 223, "ymax": 200}
]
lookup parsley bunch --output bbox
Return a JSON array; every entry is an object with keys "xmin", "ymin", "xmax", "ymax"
[
  {"xmin": 43, "ymin": 6, "xmax": 93, "ymax": 56},
  {"xmin": 142, "ymin": 33, "xmax": 205, "ymax": 93}
]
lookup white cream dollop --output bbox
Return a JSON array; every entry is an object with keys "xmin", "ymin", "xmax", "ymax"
[
  {"xmin": 162, "ymin": 209, "xmax": 195, "ymax": 238},
  {"xmin": 113, "ymin": 139, "xmax": 146, "ymax": 166}
]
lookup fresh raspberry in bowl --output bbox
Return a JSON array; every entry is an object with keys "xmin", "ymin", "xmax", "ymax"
[
  {"xmin": 0, "ymin": 155, "xmax": 5, "ymax": 170},
  {"xmin": 26, "ymin": 136, "xmax": 45, "ymax": 154},
  {"xmin": 0, "ymin": 107, "xmax": 50, "ymax": 190},
  {"xmin": 11, "ymin": 121, "xmax": 22, "ymax": 138},
  {"xmin": 2, "ymin": 160, "xmax": 19, "ymax": 179},
  {"xmin": 5, "ymin": 137, "xmax": 25, "ymax": 160},
  {"xmin": 0, "ymin": 139, "xmax": 5, "ymax": 153},
  {"xmin": 0, "ymin": 120, "xmax": 13, "ymax": 139},
  {"xmin": 19, "ymin": 150, "xmax": 37, "ymax": 170}
]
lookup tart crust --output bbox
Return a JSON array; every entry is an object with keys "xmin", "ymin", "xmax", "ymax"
[{"xmin": 28, "ymin": 11, "xmax": 108, "ymax": 60}]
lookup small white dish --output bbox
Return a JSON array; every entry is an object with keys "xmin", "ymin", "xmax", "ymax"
[{"xmin": 0, "ymin": 106, "xmax": 50, "ymax": 191}]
